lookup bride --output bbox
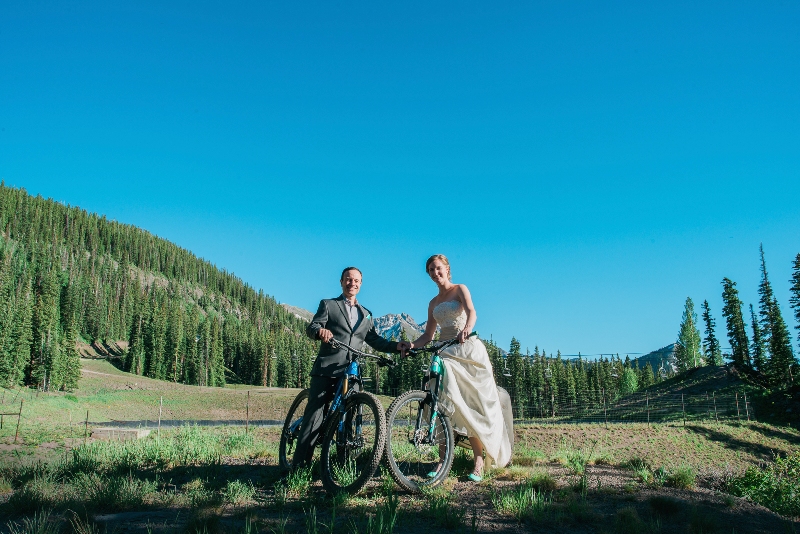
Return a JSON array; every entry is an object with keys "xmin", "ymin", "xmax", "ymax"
[{"xmin": 408, "ymin": 254, "xmax": 512, "ymax": 480}]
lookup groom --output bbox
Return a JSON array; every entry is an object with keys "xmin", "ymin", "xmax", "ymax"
[{"xmin": 291, "ymin": 266, "xmax": 409, "ymax": 469}]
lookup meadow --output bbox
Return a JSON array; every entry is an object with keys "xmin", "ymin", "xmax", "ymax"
[{"xmin": 0, "ymin": 360, "xmax": 798, "ymax": 533}]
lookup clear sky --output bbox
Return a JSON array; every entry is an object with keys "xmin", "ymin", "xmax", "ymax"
[{"xmin": 2, "ymin": 2, "xmax": 799, "ymax": 358}]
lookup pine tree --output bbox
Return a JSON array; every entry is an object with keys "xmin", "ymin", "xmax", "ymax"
[
  {"xmin": 675, "ymin": 297, "xmax": 703, "ymax": 372},
  {"xmin": 758, "ymin": 246, "xmax": 797, "ymax": 387},
  {"xmin": 60, "ymin": 321, "xmax": 81, "ymax": 390},
  {"xmin": 31, "ymin": 267, "xmax": 62, "ymax": 387},
  {"xmin": 765, "ymin": 300, "xmax": 796, "ymax": 387},
  {"xmin": 209, "ymin": 316, "xmax": 225, "ymax": 387},
  {"xmin": 757, "ymin": 244, "xmax": 776, "ymax": 352},
  {"xmin": 790, "ymin": 253, "xmax": 800, "ymax": 348},
  {"xmin": 639, "ymin": 362, "xmax": 654, "ymax": 389},
  {"xmin": 701, "ymin": 300, "xmax": 723, "ymax": 366},
  {"xmin": 721, "ymin": 278, "xmax": 750, "ymax": 368},
  {"xmin": 749, "ymin": 304, "xmax": 766, "ymax": 372},
  {"xmin": 11, "ymin": 277, "xmax": 34, "ymax": 387}
]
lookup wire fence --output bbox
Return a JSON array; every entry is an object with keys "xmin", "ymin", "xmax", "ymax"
[
  {"xmin": 365, "ymin": 385, "xmax": 756, "ymax": 425},
  {"xmin": 0, "ymin": 383, "xmax": 756, "ymax": 442}
]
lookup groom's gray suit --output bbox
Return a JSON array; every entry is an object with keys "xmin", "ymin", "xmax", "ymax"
[{"xmin": 292, "ymin": 295, "xmax": 399, "ymax": 467}]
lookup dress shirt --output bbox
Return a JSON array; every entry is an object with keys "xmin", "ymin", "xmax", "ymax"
[{"xmin": 341, "ymin": 295, "xmax": 362, "ymax": 331}]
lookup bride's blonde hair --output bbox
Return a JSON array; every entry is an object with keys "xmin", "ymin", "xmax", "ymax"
[{"xmin": 425, "ymin": 254, "xmax": 451, "ymax": 280}]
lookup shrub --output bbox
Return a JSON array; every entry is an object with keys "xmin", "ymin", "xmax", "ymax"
[
  {"xmin": 727, "ymin": 451, "xmax": 800, "ymax": 518},
  {"xmin": 666, "ymin": 466, "xmax": 696, "ymax": 490}
]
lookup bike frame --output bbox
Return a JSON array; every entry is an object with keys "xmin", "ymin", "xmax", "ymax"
[
  {"xmin": 407, "ymin": 332, "xmax": 477, "ymax": 446},
  {"xmin": 289, "ymin": 339, "xmax": 395, "ymax": 444}
]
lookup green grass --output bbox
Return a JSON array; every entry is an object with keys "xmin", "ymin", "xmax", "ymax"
[
  {"xmin": 422, "ymin": 487, "xmax": 465, "ymax": 530},
  {"xmin": 224, "ymin": 479, "xmax": 256, "ymax": 505},
  {"xmin": 491, "ymin": 476, "xmax": 553, "ymax": 522},
  {"xmin": 551, "ymin": 438, "xmax": 601, "ymax": 475}
]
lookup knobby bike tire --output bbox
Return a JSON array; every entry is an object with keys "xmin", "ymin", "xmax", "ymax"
[
  {"xmin": 278, "ymin": 388, "xmax": 310, "ymax": 471},
  {"xmin": 319, "ymin": 391, "xmax": 387, "ymax": 495},
  {"xmin": 383, "ymin": 389, "xmax": 455, "ymax": 492}
]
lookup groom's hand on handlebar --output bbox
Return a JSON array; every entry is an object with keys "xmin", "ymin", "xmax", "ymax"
[
  {"xmin": 317, "ymin": 328, "xmax": 334, "ymax": 343},
  {"xmin": 397, "ymin": 341, "xmax": 411, "ymax": 357}
]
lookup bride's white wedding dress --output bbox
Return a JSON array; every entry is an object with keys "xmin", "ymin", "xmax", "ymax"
[{"xmin": 434, "ymin": 300, "xmax": 513, "ymax": 468}]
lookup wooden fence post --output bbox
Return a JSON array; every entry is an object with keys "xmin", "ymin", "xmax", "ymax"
[
  {"xmin": 646, "ymin": 391, "xmax": 650, "ymax": 428},
  {"xmin": 735, "ymin": 393, "xmax": 741, "ymax": 421},
  {"xmin": 602, "ymin": 389, "xmax": 608, "ymax": 428},
  {"xmin": 14, "ymin": 399, "xmax": 23, "ymax": 443},
  {"xmin": 84, "ymin": 410, "xmax": 89, "ymax": 442},
  {"xmin": 681, "ymin": 394, "xmax": 686, "ymax": 427},
  {"xmin": 246, "ymin": 391, "xmax": 250, "ymax": 434},
  {"xmin": 743, "ymin": 392, "xmax": 751, "ymax": 421},
  {"xmin": 712, "ymin": 392, "xmax": 718, "ymax": 422},
  {"xmin": 158, "ymin": 396, "xmax": 163, "ymax": 439}
]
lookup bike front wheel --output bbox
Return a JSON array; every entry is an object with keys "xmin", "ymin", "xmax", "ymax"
[
  {"xmin": 320, "ymin": 391, "xmax": 386, "ymax": 495},
  {"xmin": 384, "ymin": 389, "xmax": 455, "ymax": 492},
  {"xmin": 278, "ymin": 388, "xmax": 310, "ymax": 471}
]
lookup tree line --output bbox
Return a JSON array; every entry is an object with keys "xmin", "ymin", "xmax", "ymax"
[
  {"xmin": 675, "ymin": 245, "xmax": 800, "ymax": 389},
  {"xmin": 0, "ymin": 183, "xmax": 319, "ymax": 390},
  {"xmin": 374, "ymin": 330, "xmax": 659, "ymax": 412}
]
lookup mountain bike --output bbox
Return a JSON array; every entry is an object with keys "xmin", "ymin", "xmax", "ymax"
[
  {"xmin": 383, "ymin": 332, "xmax": 478, "ymax": 492},
  {"xmin": 278, "ymin": 338, "xmax": 396, "ymax": 495}
]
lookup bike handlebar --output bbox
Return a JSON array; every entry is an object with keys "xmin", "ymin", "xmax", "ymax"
[
  {"xmin": 328, "ymin": 338, "xmax": 397, "ymax": 368},
  {"xmin": 405, "ymin": 331, "xmax": 478, "ymax": 357}
]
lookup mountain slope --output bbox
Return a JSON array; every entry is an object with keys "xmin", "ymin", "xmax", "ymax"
[{"xmin": 0, "ymin": 183, "xmax": 318, "ymax": 390}]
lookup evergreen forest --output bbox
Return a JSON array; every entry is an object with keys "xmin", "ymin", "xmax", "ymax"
[{"xmin": 0, "ymin": 184, "xmax": 319, "ymax": 391}]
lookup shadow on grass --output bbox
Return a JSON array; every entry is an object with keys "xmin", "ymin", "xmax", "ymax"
[
  {"xmin": 684, "ymin": 424, "xmax": 779, "ymax": 462},
  {"xmin": 0, "ymin": 462, "xmax": 287, "ymax": 518},
  {"xmin": 745, "ymin": 422, "xmax": 800, "ymax": 447}
]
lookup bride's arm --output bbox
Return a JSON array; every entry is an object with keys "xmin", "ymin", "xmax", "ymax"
[
  {"xmin": 410, "ymin": 300, "xmax": 438, "ymax": 349},
  {"xmin": 456, "ymin": 284, "xmax": 477, "ymax": 343}
]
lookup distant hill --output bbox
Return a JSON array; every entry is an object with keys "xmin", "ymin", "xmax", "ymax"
[
  {"xmin": 633, "ymin": 344, "xmax": 677, "ymax": 375},
  {"xmin": 281, "ymin": 304, "xmax": 314, "ymax": 323}
]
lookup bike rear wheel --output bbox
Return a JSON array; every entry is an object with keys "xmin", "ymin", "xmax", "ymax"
[
  {"xmin": 278, "ymin": 388, "xmax": 310, "ymax": 471},
  {"xmin": 384, "ymin": 389, "xmax": 455, "ymax": 492},
  {"xmin": 320, "ymin": 391, "xmax": 386, "ymax": 495}
]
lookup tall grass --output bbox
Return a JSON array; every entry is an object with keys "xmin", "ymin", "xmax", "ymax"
[
  {"xmin": 491, "ymin": 477, "xmax": 553, "ymax": 522},
  {"xmin": 5, "ymin": 509, "xmax": 59, "ymax": 534}
]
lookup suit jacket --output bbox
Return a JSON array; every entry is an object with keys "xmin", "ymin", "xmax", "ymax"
[{"xmin": 306, "ymin": 296, "xmax": 399, "ymax": 377}]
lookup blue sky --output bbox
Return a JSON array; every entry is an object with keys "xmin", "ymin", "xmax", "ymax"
[{"xmin": 2, "ymin": 1, "xmax": 799, "ymax": 357}]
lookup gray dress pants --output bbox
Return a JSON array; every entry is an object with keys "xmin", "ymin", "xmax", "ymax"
[{"xmin": 291, "ymin": 375, "xmax": 340, "ymax": 468}]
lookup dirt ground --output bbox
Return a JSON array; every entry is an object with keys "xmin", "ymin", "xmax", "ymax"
[{"xmin": 78, "ymin": 459, "xmax": 797, "ymax": 534}]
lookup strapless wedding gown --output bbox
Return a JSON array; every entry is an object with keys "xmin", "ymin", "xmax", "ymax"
[{"xmin": 434, "ymin": 300, "xmax": 512, "ymax": 468}]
